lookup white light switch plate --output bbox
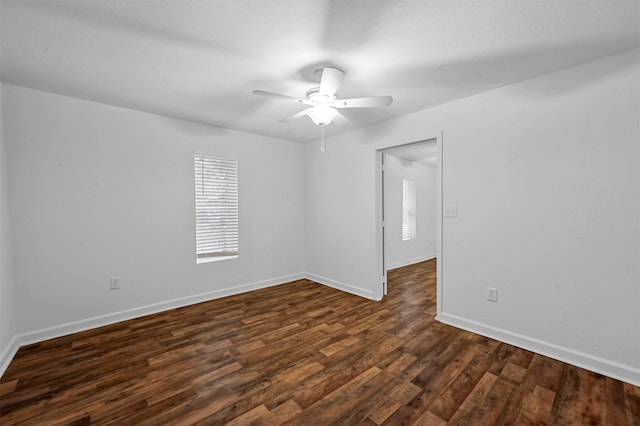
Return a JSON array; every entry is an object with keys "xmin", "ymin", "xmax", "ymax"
[
  {"xmin": 444, "ymin": 204, "xmax": 458, "ymax": 218},
  {"xmin": 487, "ymin": 287, "xmax": 498, "ymax": 302}
]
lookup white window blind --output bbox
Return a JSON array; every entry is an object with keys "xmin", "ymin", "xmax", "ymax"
[
  {"xmin": 194, "ymin": 154, "xmax": 238, "ymax": 263},
  {"xmin": 402, "ymin": 178, "xmax": 416, "ymax": 241}
]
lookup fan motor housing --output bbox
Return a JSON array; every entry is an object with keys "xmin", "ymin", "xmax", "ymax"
[{"xmin": 306, "ymin": 87, "xmax": 335, "ymax": 104}]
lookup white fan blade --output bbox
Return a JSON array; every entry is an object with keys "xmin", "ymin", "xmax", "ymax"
[
  {"xmin": 332, "ymin": 111, "xmax": 350, "ymax": 126},
  {"xmin": 252, "ymin": 90, "xmax": 310, "ymax": 105},
  {"xmin": 319, "ymin": 67, "xmax": 344, "ymax": 97},
  {"xmin": 334, "ymin": 96, "xmax": 393, "ymax": 108},
  {"xmin": 279, "ymin": 108, "xmax": 311, "ymax": 123}
]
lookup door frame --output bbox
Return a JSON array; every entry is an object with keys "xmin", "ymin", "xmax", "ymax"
[{"xmin": 375, "ymin": 133, "xmax": 443, "ymax": 315}]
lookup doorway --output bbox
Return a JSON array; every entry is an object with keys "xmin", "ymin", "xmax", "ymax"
[{"xmin": 375, "ymin": 136, "xmax": 443, "ymax": 313}]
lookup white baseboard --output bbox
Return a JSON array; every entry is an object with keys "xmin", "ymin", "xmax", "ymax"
[
  {"xmin": 437, "ymin": 311, "xmax": 640, "ymax": 387},
  {"xmin": 0, "ymin": 272, "xmax": 305, "ymax": 378},
  {"xmin": 305, "ymin": 272, "xmax": 376, "ymax": 300},
  {"xmin": 0, "ymin": 335, "xmax": 20, "ymax": 378},
  {"xmin": 386, "ymin": 253, "xmax": 436, "ymax": 271}
]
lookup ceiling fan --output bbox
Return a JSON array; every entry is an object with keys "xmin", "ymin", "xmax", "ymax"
[{"xmin": 252, "ymin": 67, "xmax": 393, "ymax": 150}]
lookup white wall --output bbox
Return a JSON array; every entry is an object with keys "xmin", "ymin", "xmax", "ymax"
[
  {"xmin": 0, "ymin": 83, "xmax": 17, "ymax": 371},
  {"xmin": 305, "ymin": 48, "xmax": 640, "ymax": 385},
  {"xmin": 4, "ymin": 85, "xmax": 305, "ymax": 339},
  {"xmin": 384, "ymin": 154, "xmax": 436, "ymax": 269}
]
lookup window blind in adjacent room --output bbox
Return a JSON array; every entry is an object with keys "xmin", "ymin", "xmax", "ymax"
[
  {"xmin": 402, "ymin": 178, "xmax": 416, "ymax": 241},
  {"xmin": 194, "ymin": 154, "xmax": 238, "ymax": 262}
]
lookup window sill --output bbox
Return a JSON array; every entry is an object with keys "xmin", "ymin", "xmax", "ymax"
[{"xmin": 196, "ymin": 255, "xmax": 238, "ymax": 264}]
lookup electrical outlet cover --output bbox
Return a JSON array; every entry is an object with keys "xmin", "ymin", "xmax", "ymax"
[{"xmin": 110, "ymin": 277, "xmax": 120, "ymax": 290}]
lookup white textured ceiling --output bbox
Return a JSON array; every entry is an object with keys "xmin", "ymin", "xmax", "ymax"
[{"xmin": 1, "ymin": 1, "xmax": 638, "ymax": 142}]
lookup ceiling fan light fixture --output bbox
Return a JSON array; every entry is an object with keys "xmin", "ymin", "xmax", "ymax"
[{"xmin": 307, "ymin": 104, "xmax": 338, "ymax": 126}]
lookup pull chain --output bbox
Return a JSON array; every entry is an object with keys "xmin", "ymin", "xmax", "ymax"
[{"xmin": 320, "ymin": 124, "xmax": 325, "ymax": 152}]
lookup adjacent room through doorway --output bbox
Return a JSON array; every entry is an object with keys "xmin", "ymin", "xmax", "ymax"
[{"xmin": 377, "ymin": 138, "xmax": 441, "ymax": 300}]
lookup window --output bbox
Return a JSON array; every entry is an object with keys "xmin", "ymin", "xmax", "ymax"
[
  {"xmin": 402, "ymin": 178, "xmax": 416, "ymax": 241},
  {"xmin": 194, "ymin": 154, "xmax": 238, "ymax": 263}
]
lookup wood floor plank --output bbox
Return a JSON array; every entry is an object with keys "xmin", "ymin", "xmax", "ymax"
[
  {"xmin": 0, "ymin": 259, "xmax": 638, "ymax": 425},
  {"xmin": 548, "ymin": 364, "xmax": 581, "ymax": 425},
  {"xmin": 382, "ymin": 352, "xmax": 417, "ymax": 376},
  {"xmin": 250, "ymin": 399, "xmax": 302, "ymax": 425},
  {"xmin": 514, "ymin": 384, "xmax": 555, "ymax": 425},
  {"xmin": 572, "ymin": 369, "xmax": 607, "ymax": 425},
  {"xmin": 499, "ymin": 361, "xmax": 527, "ymax": 384},
  {"xmin": 426, "ymin": 353, "xmax": 497, "ymax": 421},
  {"xmin": 288, "ymin": 366, "xmax": 384, "ymax": 424},
  {"xmin": 446, "ymin": 371, "xmax": 499, "ymax": 425},
  {"xmin": 624, "ymin": 382, "xmax": 640, "ymax": 425},
  {"xmin": 395, "ymin": 345, "xmax": 480, "ymax": 424},
  {"xmin": 367, "ymin": 400, "xmax": 402, "ymax": 425},
  {"xmin": 605, "ymin": 376, "xmax": 629, "ymax": 426},
  {"xmin": 224, "ymin": 403, "xmax": 269, "ymax": 426},
  {"xmin": 411, "ymin": 409, "xmax": 447, "ymax": 426}
]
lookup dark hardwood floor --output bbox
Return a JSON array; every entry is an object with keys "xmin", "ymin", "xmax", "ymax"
[{"xmin": 1, "ymin": 259, "xmax": 639, "ymax": 425}]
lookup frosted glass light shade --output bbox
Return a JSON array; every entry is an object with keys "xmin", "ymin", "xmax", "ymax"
[{"xmin": 307, "ymin": 105, "xmax": 338, "ymax": 125}]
